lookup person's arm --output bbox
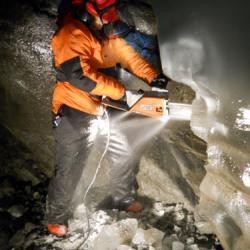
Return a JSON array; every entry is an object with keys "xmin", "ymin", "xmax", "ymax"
[
  {"xmin": 113, "ymin": 37, "xmax": 159, "ymax": 84},
  {"xmin": 59, "ymin": 22, "xmax": 125, "ymax": 100}
]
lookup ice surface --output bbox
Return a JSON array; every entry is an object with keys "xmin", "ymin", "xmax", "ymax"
[
  {"xmin": 93, "ymin": 224, "xmax": 120, "ymax": 250},
  {"xmin": 234, "ymin": 106, "xmax": 250, "ymax": 131},
  {"xmin": 151, "ymin": 0, "xmax": 250, "ymax": 249},
  {"xmin": 132, "ymin": 227, "xmax": 164, "ymax": 250}
]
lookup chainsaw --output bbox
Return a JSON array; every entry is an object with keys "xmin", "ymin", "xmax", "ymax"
[{"xmin": 102, "ymin": 89, "xmax": 192, "ymax": 120}]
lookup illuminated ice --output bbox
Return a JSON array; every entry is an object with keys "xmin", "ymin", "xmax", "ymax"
[
  {"xmin": 151, "ymin": 0, "xmax": 250, "ymax": 249},
  {"xmin": 235, "ymin": 106, "xmax": 250, "ymax": 131}
]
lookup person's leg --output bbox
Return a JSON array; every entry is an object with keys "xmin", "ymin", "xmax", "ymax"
[
  {"xmin": 106, "ymin": 111, "xmax": 142, "ymax": 211},
  {"xmin": 46, "ymin": 107, "xmax": 97, "ymax": 226},
  {"xmin": 108, "ymin": 128, "xmax": 135, "ymax": 201}
]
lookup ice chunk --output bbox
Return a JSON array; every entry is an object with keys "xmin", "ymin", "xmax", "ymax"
[
  {"xmin": 94, "ymin": 224, "xmax": 120, "ymax": 250},
  {"xmin": 132, "ymin": 227, "xmax": 164, "ymax": 250},
  {"xmin": 172, "ymin": 241, "xmax": 184, "ymax": 250}
]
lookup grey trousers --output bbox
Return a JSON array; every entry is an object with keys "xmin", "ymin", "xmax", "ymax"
[{"xmin": 46, "ymin": 106, "xmax": 137, "ymax": 224}]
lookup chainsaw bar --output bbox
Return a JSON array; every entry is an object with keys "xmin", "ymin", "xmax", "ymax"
[
  {"xmin": 102, "ymin": 89, "xmax": 192, "ymax": 120},
  {"xmin": 168, "ymin": 102, "xmax": 192, "ymax": 120}
]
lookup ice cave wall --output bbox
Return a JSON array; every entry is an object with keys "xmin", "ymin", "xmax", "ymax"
[
  {"xmin": 0, "ymin": 0, "xmax": 58, "ymax": 176},
  {"xmin": 151, "ymin": 0, "xmax": 250, "ymax": 249}
]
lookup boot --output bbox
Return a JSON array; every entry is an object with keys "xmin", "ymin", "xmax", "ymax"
[
  {"xmin": 47, "ymin": 224, "xmax": 68, "ymax": 236},
  {"xmin": 116, "ymin": 197, "xmax": 143, "ymax": 213},
  {"xmin": 125, "ymin": 200, "xmax": 143, "ymax": 213}
]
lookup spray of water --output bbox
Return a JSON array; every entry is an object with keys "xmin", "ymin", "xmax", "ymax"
[
  {"xmin": 71, "ymin": 110, "xmax": 168, "ymax": 213},
  {"xmin": 71, "ymin": 110, "xmax": 168, "ymax": 248},
  {"xmin": 112, "ymin": 112, "xmax": 167, "ymax": 151}
]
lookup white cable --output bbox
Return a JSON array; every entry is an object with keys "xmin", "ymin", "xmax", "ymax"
[{"xmin": 83, "ymin": 109, "xmax": 110, "ymax": 201}]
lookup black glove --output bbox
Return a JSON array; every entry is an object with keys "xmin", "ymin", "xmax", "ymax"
[{"xmin": 151, "ymin": 73, "xmax": 169, "ymax": 89}]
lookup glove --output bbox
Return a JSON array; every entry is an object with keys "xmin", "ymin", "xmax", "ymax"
[{"xmin": 151, "ymin": 73, "xmax": 169, "ymax": 89}]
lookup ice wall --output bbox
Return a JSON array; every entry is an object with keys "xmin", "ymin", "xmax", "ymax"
[{"xmin": 150, "ymin": 0, "xmax": 250, "ymax": 249}]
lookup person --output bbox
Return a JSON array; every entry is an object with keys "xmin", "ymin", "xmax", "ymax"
[{"xmin": 46, "ymin": 0, "xmax": 168, "ymax": 236}]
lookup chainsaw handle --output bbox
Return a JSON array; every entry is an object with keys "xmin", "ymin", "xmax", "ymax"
[{"xmin": 102, "ymin": 97, "xmax": 129, "ymax": 111}]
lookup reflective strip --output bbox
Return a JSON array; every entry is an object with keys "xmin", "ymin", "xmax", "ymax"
[
  {"xmin": 51, "ymin": 82, "xmax": 102, "ymax": 115},
  {"xmin": 56, "ymin": 56, "xmax": 97, "ymax": 92}
]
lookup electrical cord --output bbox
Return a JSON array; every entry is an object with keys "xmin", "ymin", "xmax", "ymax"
[{"xmin": 76, "ymin": 109, "xmax": 111, "ymax": 249}]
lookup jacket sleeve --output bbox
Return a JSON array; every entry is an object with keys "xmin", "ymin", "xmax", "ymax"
[
  {"xmin": 113, "ymin": 37, "xmax": 159, "ymax": 84},
  {"xmin": 68, "ymin": 27, "xmax": 125, "ymax": 100}
]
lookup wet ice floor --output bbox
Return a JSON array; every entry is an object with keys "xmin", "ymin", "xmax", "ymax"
[
  {"xmin": 0, "ymin": 124, "xmax": 222, "ymax": 250},
  {"xmin": 10, "ymin": 200, "xmax": 223, "ymax": 250}
]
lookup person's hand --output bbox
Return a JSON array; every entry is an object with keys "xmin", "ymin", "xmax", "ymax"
[{"xmin": 151, "ymin": 73, "xmax": 169, "ymax": 89}]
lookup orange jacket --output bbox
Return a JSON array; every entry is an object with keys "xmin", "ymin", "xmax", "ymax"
[{"xmin": 51, "ymin": 14, "xmax": 158, "ymax": 115}]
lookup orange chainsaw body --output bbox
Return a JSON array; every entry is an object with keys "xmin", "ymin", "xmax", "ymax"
[
  {"xmin": 102, "ymin": 90, "xmax": 169, "ymax": 119},
  {"xmin": 129, "ymin": 96, "xmax": 168, "ymax": 118}
]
